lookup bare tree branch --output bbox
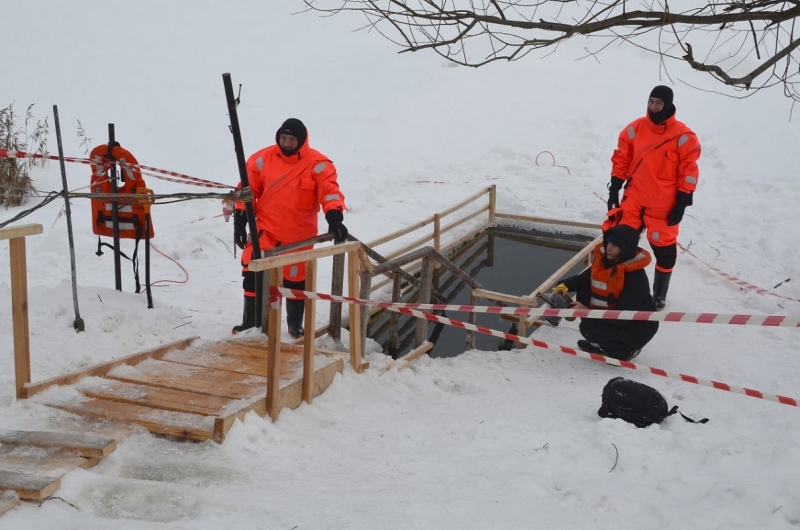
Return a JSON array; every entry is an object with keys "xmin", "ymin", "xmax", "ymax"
[{"xmin": 303, "ymin": 0, "xmax": 800, "ymax": 100}]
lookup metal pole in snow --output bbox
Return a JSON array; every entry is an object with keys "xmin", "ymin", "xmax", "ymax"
[
  {"xmin": 107, "ymin": 124, "xmax": 122, "ymax": 291},
  {"xmin": 53, "ymin": 105, "xmax": 85, "ymax": 332}
]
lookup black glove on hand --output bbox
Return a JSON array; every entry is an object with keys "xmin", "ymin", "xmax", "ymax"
[
  {"xmin": 667, "ymin": 191, "xmax": 693, "ymax": 226},
  {"xmin": 325, "ymin": 209, "xmax": 348, "ymax": 241},
  {"xmin": 233, "ymin": 209, "xmax": 248, "ymax": 249},
  {"xmin": 607, "ymin": 177, "xmax": 624, "ymax": 211}
]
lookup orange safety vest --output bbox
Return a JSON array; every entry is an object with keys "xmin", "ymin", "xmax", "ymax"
[
  {"xmin": 90, "ymin": 144, "xmax": 154, "ymax": 239},
  {"xmin": 589, "ymin": 244, "xmax": 651, "ymax": 309}
]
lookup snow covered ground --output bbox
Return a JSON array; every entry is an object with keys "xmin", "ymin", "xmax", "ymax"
[{"xmin": 3, "ymin": 1, "xmax": 800, "ymax": 528}]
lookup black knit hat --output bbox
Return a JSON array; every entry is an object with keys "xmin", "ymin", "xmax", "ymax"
[
  {"xmin": 649, "ymin": 85, "xmax": 673, "ymax": 107},
  {"xmin": 275, "ymin": 118, "xmax": 307, "ymax": 154}
]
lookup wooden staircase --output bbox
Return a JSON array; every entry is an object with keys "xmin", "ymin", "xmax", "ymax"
[{"xmin": 0, "ymin": 335, "xmax": 344, "ymax": 510}]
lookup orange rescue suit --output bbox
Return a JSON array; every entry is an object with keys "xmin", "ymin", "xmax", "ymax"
[
  {"xmin": 589, "ymin": 244, "xmax": 652, "ymax": 309},
  {"xmin": 611, "ymin": 113, "xmax": 700, "ymax": 209},
  {"xmin": 238, "ymin": 129, "xmax": 345, "ymax": 286}
]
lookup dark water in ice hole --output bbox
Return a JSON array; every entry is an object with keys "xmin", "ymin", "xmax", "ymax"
[{"xmin": 365, "ymin": 227, "xmax": 593, "ymax": 358}]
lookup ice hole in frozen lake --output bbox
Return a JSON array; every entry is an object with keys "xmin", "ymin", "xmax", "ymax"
[{"xmin": 365, "ymin": 226, "xmax": 594, "ymax": 359}]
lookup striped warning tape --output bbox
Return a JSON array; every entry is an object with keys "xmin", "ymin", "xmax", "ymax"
[
  {"xmin": 271, "ymin": 286, "xmax": 797, "ymax": 407},
  {"xmin": 272, "ymin": 287, "xmax": 800, "ymax": 328},
  {"xmin": 0, "ymin": 148, "xmax": 232, "ymax": 189},
  {"xmin": 679, "ymin": 242, "xmax": 800, "ymax": 305}
]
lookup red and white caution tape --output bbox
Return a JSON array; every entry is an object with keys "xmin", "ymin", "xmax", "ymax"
[
  {"xmin": 0, "ymin": 148, "xmax": 232, "ymax": 189},
  {"xmin": 679, "ymin": 242, "xmax": 800, "ymax": 305},
  {"xmin": 273, "ymin": 286, "xmax": 798, "ymax": 407},
  {"xmin": 273, "ymin": 287, "xmax": 800, "ymax": 328}
]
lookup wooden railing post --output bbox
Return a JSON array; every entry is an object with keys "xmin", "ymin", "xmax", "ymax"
[
  {"xmin": 414, "ymin": 255, "xmax": 434, "ymax": 348},
  {"xmin": 329, "ymin": 250, "xmax": 345, "ymax": 342},
  {"xmin": 388, "ymin": 273, "xmax": 402, "ymax": 353},
  {"xmin": 1, "ymin": 224, "xmax": 43, "ymax": 400},
  {"xmin": 433, "ymin": 213, "xmax": 441, "ymax": 252},
  {"xmin": 260, "ymin": 268, "xmax": 271, "ymax": 334},
  {"xmin": 266, "ymin": 268, "xmax": 282, "ymax": 421},
  {"xmin": 347, "ymin": 250, "xmax": 363, "ymax": 372},
  {"xmin": 302, "ymin": 260, "xmax": 316, "ymax": 404},
  {"xmin": 488, "ymin": 184, "xmax": 497, "ymax": 224},
  {"xmin": 467, "ymin": 294, "xmax": 477, "ymax": 350},
  {"xmin": 359, "ymin": 269, "xmax": 372, "ymax": 356}
]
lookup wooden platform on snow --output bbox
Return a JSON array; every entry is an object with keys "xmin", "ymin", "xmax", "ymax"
[
  {"xmin": 0, "ymin": 336, "xmax": 344, "ymax": 509},
  {"xmin": 24, "ymin": 336, "xmax": 344, "ymax": 443}
]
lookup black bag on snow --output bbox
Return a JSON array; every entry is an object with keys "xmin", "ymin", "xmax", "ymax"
[{"xmin": 598, "ymin": 377, "xmax": 679, "ymax": 428}]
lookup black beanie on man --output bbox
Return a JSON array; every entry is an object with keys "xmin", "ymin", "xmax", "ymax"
[
  {"xmin": 648, "ymin": 85, "xmax": 676, "ymax": 125},
  {"xmin": 275, "ymin": 118, "xmax": 308, "ymax": 156}
]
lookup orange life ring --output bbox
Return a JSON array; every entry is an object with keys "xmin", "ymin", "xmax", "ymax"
[{"xmin": 89, "ymin": 144, "xmax": 154, "ymax": 239}]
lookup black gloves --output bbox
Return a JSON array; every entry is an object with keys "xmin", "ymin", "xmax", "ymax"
[
  {"xmin": 234, "ymin": 209, "xmax": 248, "ymax": 249},
  {"xmin": 667, "ymin": 191, "xmax": 693, "ymax": 226},
  {"xmin": 325, "ymin": 209, "xmax": 348, "ymax": 241},
  {"xmin": 607, "ymin": 177, "xmax": 624, "ymax": 211}
]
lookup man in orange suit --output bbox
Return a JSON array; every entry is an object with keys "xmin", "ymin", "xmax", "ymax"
[
  {"xmin": 605, "ymin": 86, "xmax": 701, "ymax": 310},
  {"xmin": 233, "ymin": 118, "xmax": 347, "ymax": 337}
]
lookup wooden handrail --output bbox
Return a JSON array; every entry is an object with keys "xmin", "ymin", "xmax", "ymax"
[
  {"xmin": 438, "ymin": 187, "xmax": 491, "ymax": 218},
  {"xmin": 494, "ymin": 212, "xmax": 603, "ymax": 230},
  {"xmin": 248, "ymin": 241, "xmax": 361, "ymax": 271}
]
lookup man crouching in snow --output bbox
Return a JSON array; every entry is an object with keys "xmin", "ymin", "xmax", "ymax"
[{"xmin": 554, "ymin": 224, "xmax": 659, "ymax": 361}]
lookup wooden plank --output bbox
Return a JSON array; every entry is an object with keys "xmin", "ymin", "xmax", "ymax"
[
  {"xmin": 398, "ymin": 341, "xmax": 434, "ymax": 371},
  {"xmin": 488, "ymin": 185, "xmax": 497, "ymax": 223},
  {"xmin": 329, "ymin": 249, "xmax": 345, "ymax": 342},
  {"xmin": 303, "ymin": 260, "xmax": 317, "ymax": 404},
  {"xmin": 10, "ymin": 237, "xmax": 31, "ymax": 399},
  {"xmin": 0, "ymin": 471, "xmax": 60, "ymax": 500},
  {"xmin": 347, "ymin": 250, "xmax": 363, "ymax": 372},
  {"xmin": 414, "ymin": 256, "xmax": 433, "ymax": 348},
  {"xmin": 472, "ymin": 288, "xmax": 538, "ymax": 307},
  {"xmin": 22, "ymin": 336, "xmax": 200, "ymax": 398},
  {"xmin": 212, "ymin": 356, "xmax": 345, "ymax": 439},
  {"xmin": 45, "ymin": 399, "xmax": 216, "ymax": 441},
  {"xmin": 266, "ymin": 268, "xmax": 283, "ymax": 421},
  {"xmin": 248, "ymin": 241, "xmax": 360, "ymax": 271},
  {"xmin": 161, "ymin": 349, "xmax": 297, "ymax": 379},
  {"xmin": 0, "ymin": 223, "xmax": 43, "ymax": 241},
  {"xmin": 366, "ymin": 216, "xmax": 435, "ymax": 248},
  {"xmin": 107, "ymin": 360, "xmax": 265, "ymax": 400},
  {"xmin": 383, "ymin": 232, "xmax": 435, "ymax": 261},
  {"xmin": 79, "ymin": 378, "xmax": 232, "ymax": 416},
  {"xmin": 213, "ymin": 395, "xmax": 267, "ymax": 443},
  {"xmin": 0, "ymin": 430, "xmax": 116, "ymax": 458},
  {"xmin": 0, "ymin": 447, "xmax": 99, "ymax": 471},
  {"xmin": 438, "ymin": 187, "xmax": 490, "ymax": 218},
  {"xmin": 274, "ymin": 358, "xmax": 344, "ymax": 416},
  {"xmin": 213, "ymin": 340, "xmax": 307, "ymax": 359},
  {"xmin": 494, "ymin": 212, "xmax": 603, "ymax": 230},
  {"xmin": 439, "ymin": 204, "xmax": 490, "ymax": 234},
  {"xmin": 0, "ymin": 494, "xmax": 20, "ymax": 517}
]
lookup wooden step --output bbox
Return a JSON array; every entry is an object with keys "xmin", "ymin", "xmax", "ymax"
[
  {"xmin": 78, "ymin": 378, "xmax": 232, "ymax": 416},
  {"xmin": 0, "ymin": 430, "xmax": 116, "ymax": 458},
  {"xmin": 43, "ymin": 399, "xmax": 216, "ymax": 441},
  {"xmin": 0, "ymin": 446, "xmax": 99, "ymax": 471},
  {"xmin": 107, "ymin": 359, "xmax": 266, "ymax": 400},
  {"xmin": 0, "ymin": 470, "xmax": 60, "ymax": 500},
  {"xmin": 0, "ymin": 493, "xmax": 20, "ymax": 517},
  {"xmin": 162, "ymin": 349, "xmax": 298, "ymax": 379}
]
